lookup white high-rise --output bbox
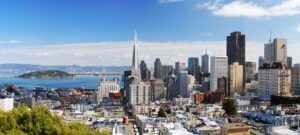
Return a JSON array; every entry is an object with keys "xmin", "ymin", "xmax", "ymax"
[
  {"xmin": 97, "ymin": 78, "xmax": 120, "ymax": 101},
  {"xmin": 264, "ymin": 38, "xmax": 287, "ymax": 65},
  {"xmin": 210, "ymin": 56, "xmax": 228, "ymax": 92}
]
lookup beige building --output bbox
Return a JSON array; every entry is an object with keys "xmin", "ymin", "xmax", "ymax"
[
  {"xmin": 221, "ymin": 123, "xmax": 251, "ymax": 135},
  {"xmin": 258, "ymin": 62, "xmax": 291, "ymax": 98},
  {"xmin": 229, "ymin": 62, "xmax": 244, "ymax": 96}
]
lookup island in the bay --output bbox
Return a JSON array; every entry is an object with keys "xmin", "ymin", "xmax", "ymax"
[{"xmin": 17, "ymin": 70, "xmax": 76, "ymax": 79}]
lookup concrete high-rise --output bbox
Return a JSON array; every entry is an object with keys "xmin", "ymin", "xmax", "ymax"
[
  {"xmin": 258, "ymin": 62, "xmax": 291, "ymax": 98},
  {"xmin": 245, "ymin": 61, "xmax": 257, "ymax": 82},
  {"xmin": 264, "ymin": 38, "xmax": 287, "ymax": 65},
  {"xmin": 188, "ymin": 57, "xmax": 201, "ymax": 81},
  {"xmin": 229, "ymin": 62, "xmax": 244, "ymax": 96},
  {"xmin": 150, "ymin": 79, "xmax": 165, "ymax": 101},
  {"xmin": 154, "ymin": 58, "xmax": 162, "ymax": 79},
  {"xmin": 292, "ymin": 64, "xmax": 300, "ymax": 95},
  {"xmin": 179, "ymin": 71, "xmax": 195, "ymax": 98},
  {"xmin": 140, "ymin": 60, "xmax": 150, "ymax": 81},
  {"xmin": 201, "ymin": 51, "xmax": 210, "ymax": 73},
  {"xmin": 160, "ymin": 65, "xmax": 173, "ymax": 83},
  {"xmin": 210, "ymin": 56, "xmax": 228, "ymax": 93}
]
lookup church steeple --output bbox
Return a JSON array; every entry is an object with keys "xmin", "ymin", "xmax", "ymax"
[{"xmin": 131, "ymin": 30, "xmax": 141, "ymax": 81}]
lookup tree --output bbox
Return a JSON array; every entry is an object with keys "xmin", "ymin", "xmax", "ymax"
[
  {"xmin": 222, "ymin": 99, "xmax": 237, "ymax": 116},
  {"xmin": 158, "ymin": 108, "xmax": 166, "ymax": 118}
]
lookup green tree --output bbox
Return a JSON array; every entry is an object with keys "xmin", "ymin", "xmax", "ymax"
[
  {"xmin": 158, "ymin": 108, "xmax": 166, "ymax": 118},
  {"xmin": 222, "ymin": 99, "xmax": 237, "ymax": 116}
]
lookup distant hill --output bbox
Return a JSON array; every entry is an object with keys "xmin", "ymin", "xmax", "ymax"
[
  {"xmin": 18, "ymin": 70, "xmax": 76, "ymax": 79},
  {"xmin": 0, "ymin": 63, "xmax": 130, "ymax": 76}
]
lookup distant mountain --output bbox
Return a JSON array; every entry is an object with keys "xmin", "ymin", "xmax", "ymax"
[
  {"xmin": 0, "ymin": 63, "xmax": 130, "ymax": 76},
  {"xmin": 18, "ymin": 70, "xmax": 75, "ymax": 79}
]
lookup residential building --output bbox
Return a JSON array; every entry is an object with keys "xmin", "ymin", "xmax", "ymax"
[
  {"xmin": 98, "ymin": 78, "xmax": 120, "ymax": 101},
  {"xmin": 258, "ymin": 62, "xmax": 291, "ymax": 98}
]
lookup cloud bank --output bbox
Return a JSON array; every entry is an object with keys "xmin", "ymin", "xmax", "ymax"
[{"xmin": 1, "ymin": 39, "xmax": 298, "ymax": 67}]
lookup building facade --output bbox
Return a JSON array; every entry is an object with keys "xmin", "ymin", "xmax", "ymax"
[
  {"xmin": 140, "ymin": 60, "xmax": 151, "ymax": 81},
  {"xmin": 210, "ymin": 56, "xmax": 228, "ymax": 92},
  {"xmin": 229, "ymin": 62, "xmax": 244, "ymax": 96},
  {"xmin": 292, "ymin": 64, "xmax": 300, "ymax": 95},
  {"xmin": 154, "ymin": 58, "xmax": 162, "ymax": 79},
  {"xmin": 264, "ymin": 38, "xmax": 287, "ymax": 65},
  {"xmin": 188, "ymin": 57, "xmax": 201, "ymax": 81},
  {"xmin": 201, "ymin": 51, "xmax": 210, "ymax": 73},
  {"xmin": 150, "ymin": 79, "xmax": 166, "ymax": 101},
  {"xmin": 98, "ymin": 78, "xmax": 120, "ymax": 101},
  {"xmin": 245, "ymin": 61, "xmax": 257, "ymax": 82}
]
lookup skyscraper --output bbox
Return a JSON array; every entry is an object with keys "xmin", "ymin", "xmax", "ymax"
[
  {"xmin": 160, "ymin": 65, "xmax": 173, "ymax": 83},
  {"xmin": 188, "ymin": 57, "xmax": 200, "ymax": 81},
  {"xmin": 264, "ymin": 38, "xmax": 287, "ymax": 65},
  {"xmin": 140, "ymin": 60, "xmax": 150, "ymax": 81},
  {"xmin": 201, "ymin": 51, "xmax": 210, "ymax": 73},
  {"xmin": 154, "ymin": 58, "xmax": 162, "ymax": 79},
  {"xmin": 128, "ymin": 31, "xmax": 150, "ymax": 106},
  {"xmin": 245, "ymin": 61, "xmax": 257, "ymax": 82},
  {"xmin": 179, "ymin": 71, "xmax": 195, "ymax": 98},
  {"xmin": 229, "ymin": 62, "xmax": 244, "ymax": 96},
  {"xmin": 210, "ymin": 56, "xmax": 228, "ymax": 93},
  {"xmin": 226, "ymin": 31, "xmax": 245, "ymax": 66},
  {"xmin": 226, "ymin": 31, "xmax": 246, "ymax": 90},
  {"xmin": 150, "ymin": 79, "xmax": 165, "ymax": 101}
]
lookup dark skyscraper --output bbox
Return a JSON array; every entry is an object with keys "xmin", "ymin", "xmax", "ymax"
[
  {"xmin": 140, "ymin": 60, "xmax": 150, "ymax": 81},
  {"xmin": 154, "ymin": 58, "xmax": 162, "ymax": 79},
  {"xmin": 227, "ymin": 31, "xmax": 246, "ymax": 92},
  {"xmin": 226, "ymin": 31, "xmax": 246, "ymax": 66},
  {"xmin": 188, "ymin": 57, "xmax": 201, "ymax": 82}
]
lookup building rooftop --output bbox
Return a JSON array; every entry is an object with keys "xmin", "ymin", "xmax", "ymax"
[{"xmin": 220, "ymin": 123, "xmax": 251, "ymax": 130}]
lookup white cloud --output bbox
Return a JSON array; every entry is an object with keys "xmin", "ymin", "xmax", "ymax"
[
  {"xmin": 0, "ymin": 40, "xmax": 24, "ymax": 44},
  {"xmin": 297, "ymin": 24, "xmax": 300, "ymax": 32},
  {"xmin": 159, "ymin": 0, "xmax": 184, "ymax": 4},
  {"xmin": 198, "ymin": 0, "xmax": 300, "ymax": 18}
]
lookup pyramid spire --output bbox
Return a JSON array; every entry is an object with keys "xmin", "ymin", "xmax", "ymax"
[{"xmin": 131, "ymin": 30, "xmax": 141, "ymax": 81}]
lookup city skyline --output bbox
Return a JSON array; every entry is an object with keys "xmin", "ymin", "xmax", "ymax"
[{"xmin": 0, "ymin": 0, "xmax": 300, "ymax": 66}]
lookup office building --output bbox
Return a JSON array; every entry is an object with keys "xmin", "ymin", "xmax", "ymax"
[
  {"xmin": 160, "ymin": 65, "xmax": 173, "ymax": 83},
  {"xmin": 287, "ymin": 57, "xmax": 293, "ymax": 68},
  {"xmin": 258, "ymin": 62, "xmax": 291, "ymax": 98},
  {"xmin": 175, "ymin": 61, "xmax": 185, "ymax": 76},
  {"xmin": 140, "ymin": 60, "xmax": 150, "ymax": 81},
  {"xmin": 150, "ymin": 79, "xmax": 165, "ymax": 101},
  {"xmin": 188, "ymin": 57, "xmax": 201, "ymax": 81},
  {"xmin": 229, "ymin": 62, "xmax": 244, "ymax": 96},
  {"xmin": 0, "ymin": 98, "xmax": 13, "ymax": 112},
  {"xmin": 154, "ymin": 58, "xmax": 162, "ymax": 79},
  {"xmin": 210, "ymin": 56, "xmax": 228, "ymax": 92},
  {"xmin": 245, "ymin": 61, "xmax": 257, "ymax": 82},
  {"xmin": 292, "ymin": 64, "xmax": 300, "ymax": 95},
  {"xmin": 167, "ymin": 74, "xmax": 179, "ymax": 100},
  {"xmin": 201, "ymin": 51, "xmax": 210, "ymax": 73},
  {"xmin": 179, "ymin": 71, "xmax": 195, "ymax": 98},
  {"xmin": 264, "ymin": 38, "xmax": 287, "ymax": 65}
]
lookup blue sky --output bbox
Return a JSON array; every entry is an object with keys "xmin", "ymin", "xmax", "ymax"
[{"xmin": 0, "ymin": 0, "xmax": 300, "ymax": 66}]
